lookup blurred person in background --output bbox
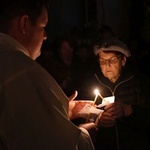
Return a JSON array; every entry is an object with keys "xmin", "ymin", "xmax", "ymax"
[{"xmin": 43, "ymin": 36, "xmax": 85, "ymax": 97}]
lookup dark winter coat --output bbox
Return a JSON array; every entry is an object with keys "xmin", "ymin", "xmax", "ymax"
[{"xmin": 78, "ymin": 59, "xmax": 150, "ymax": 150}]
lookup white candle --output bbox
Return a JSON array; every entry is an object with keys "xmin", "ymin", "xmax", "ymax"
[
  {"xmin": 98, "ymin": 92, "xmax": 104, "ymax": 100},
  {"xmin": 93, "ymin": 89, "xmax": 99, "ymax": 105}
]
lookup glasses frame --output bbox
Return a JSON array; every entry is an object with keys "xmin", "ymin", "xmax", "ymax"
[{"xmin": 98, "ymin": 55, "xmax": 121, "ymax": 66}]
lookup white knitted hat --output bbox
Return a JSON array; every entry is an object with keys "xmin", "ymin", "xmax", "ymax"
[{"xmin": 94, "ymin": 38, "xmax": 131, "ymax": 57}]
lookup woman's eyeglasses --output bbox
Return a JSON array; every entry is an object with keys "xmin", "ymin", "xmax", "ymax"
[{"xmin": 99, "ymin": 56, "xmax": 121, "ymax": 65}]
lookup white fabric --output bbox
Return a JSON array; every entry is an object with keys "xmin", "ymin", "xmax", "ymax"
[{"xmin": 0, "ymin": 32, "xmax": 95, "ymax": 150}]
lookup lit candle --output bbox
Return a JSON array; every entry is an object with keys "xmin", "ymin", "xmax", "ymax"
[
  {"xmin": 86, "ymin": 89, "xmax": 102, "ymax": 123},
  {"xmin": 93, "ymin": 89, "xmax": 99, "ymax": 105},
  {"xmin": 98, "ymin": 92, "xmax": 104, "ymax": 100}
]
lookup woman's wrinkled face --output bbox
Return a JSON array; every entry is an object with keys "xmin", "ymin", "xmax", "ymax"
[{"xmin": 98, "ymin": 51, "xmax": 126, "ymax": 83}]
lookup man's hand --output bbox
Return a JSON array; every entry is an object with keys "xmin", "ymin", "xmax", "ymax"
[
  {"xmin": 68, "ymin": 91, "xmax": 94, "ymax": 120},
  {"xmin": 79, "ymin": 122, "xmax": 98, "ymax": 143}
]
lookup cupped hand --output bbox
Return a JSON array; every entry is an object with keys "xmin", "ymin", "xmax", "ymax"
[
  {"xmin": 79, "ymin": 122, "xmax": 98, "ymax": 143},
  {"xmin": 95, "ymin": 102, "xmax": 132, "ymax": 128},
  {"xmin": 104, "ymin": 102, "xmax": 132, "ymax": 119},
  {"xmin": 68, "ymin": 91, "xmax": 94, "ymax": 120}
]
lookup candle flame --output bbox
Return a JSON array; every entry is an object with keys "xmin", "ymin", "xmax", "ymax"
[
  {"xmin": 94, "ymin": 88, "xmax": 104, "ymax": 100},
  {"xmin": 94, "ymin": 89, "xmax": 99, "ymax": 95}
]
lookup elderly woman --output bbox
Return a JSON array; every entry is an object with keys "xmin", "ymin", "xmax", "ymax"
[{"xmin": 79, "ymin": 38, "xmax": 150, "ymax": 150}]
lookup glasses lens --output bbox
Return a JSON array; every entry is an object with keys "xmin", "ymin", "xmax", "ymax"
[{"xmin": 99, "ymin": 56, "xmax": 120, "ymax": 65}]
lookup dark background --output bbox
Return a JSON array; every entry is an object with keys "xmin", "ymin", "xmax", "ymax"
[
  {"xmin": 46, "ymin": 0, "xmax": 150, "ymax": 45},
  {"xmin": 36, "ymin": 0, "xmax": 150, "ymax": 96}
]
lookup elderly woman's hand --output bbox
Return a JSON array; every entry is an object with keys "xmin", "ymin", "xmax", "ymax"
[
  {"xmin": 95, "ymin": 111, "xmax": 116, "ymax": 128},
  {"xmin": 95, "ymin": 102, "xmax": 133, "ymax": 128},
  {"xmin": 104, "ymin": 102, "xmax": 133, "ymax": 119}
]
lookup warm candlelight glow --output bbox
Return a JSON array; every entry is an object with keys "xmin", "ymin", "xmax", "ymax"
[
  {"xmin": 94, "ymin": 89, "xmax": 99, "ymax": 95},
  {"xmin": 94, "ymin": 89, "xmax": 104, "ymax": 100},
  {"xmin": 86, "ymin": 88, "xmax": 103, "ymax": 123},
  {"xmin": 93, "ymin": 89, "xmax": 99, "ymax": 105}
]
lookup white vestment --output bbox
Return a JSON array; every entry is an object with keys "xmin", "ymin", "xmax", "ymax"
[{"xmin": 0, "ymin": 32, "xmax": 95, "ymax": 150}]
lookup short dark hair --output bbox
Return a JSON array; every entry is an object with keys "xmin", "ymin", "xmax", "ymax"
[{"xmin": 0, "ymin": 0, "xmax": 49, "ymax": 32}]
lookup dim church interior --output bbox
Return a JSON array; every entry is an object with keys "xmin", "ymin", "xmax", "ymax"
[{"xmin": 46, "ymin": 0, "xmax": 150, "ymax": 45}]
